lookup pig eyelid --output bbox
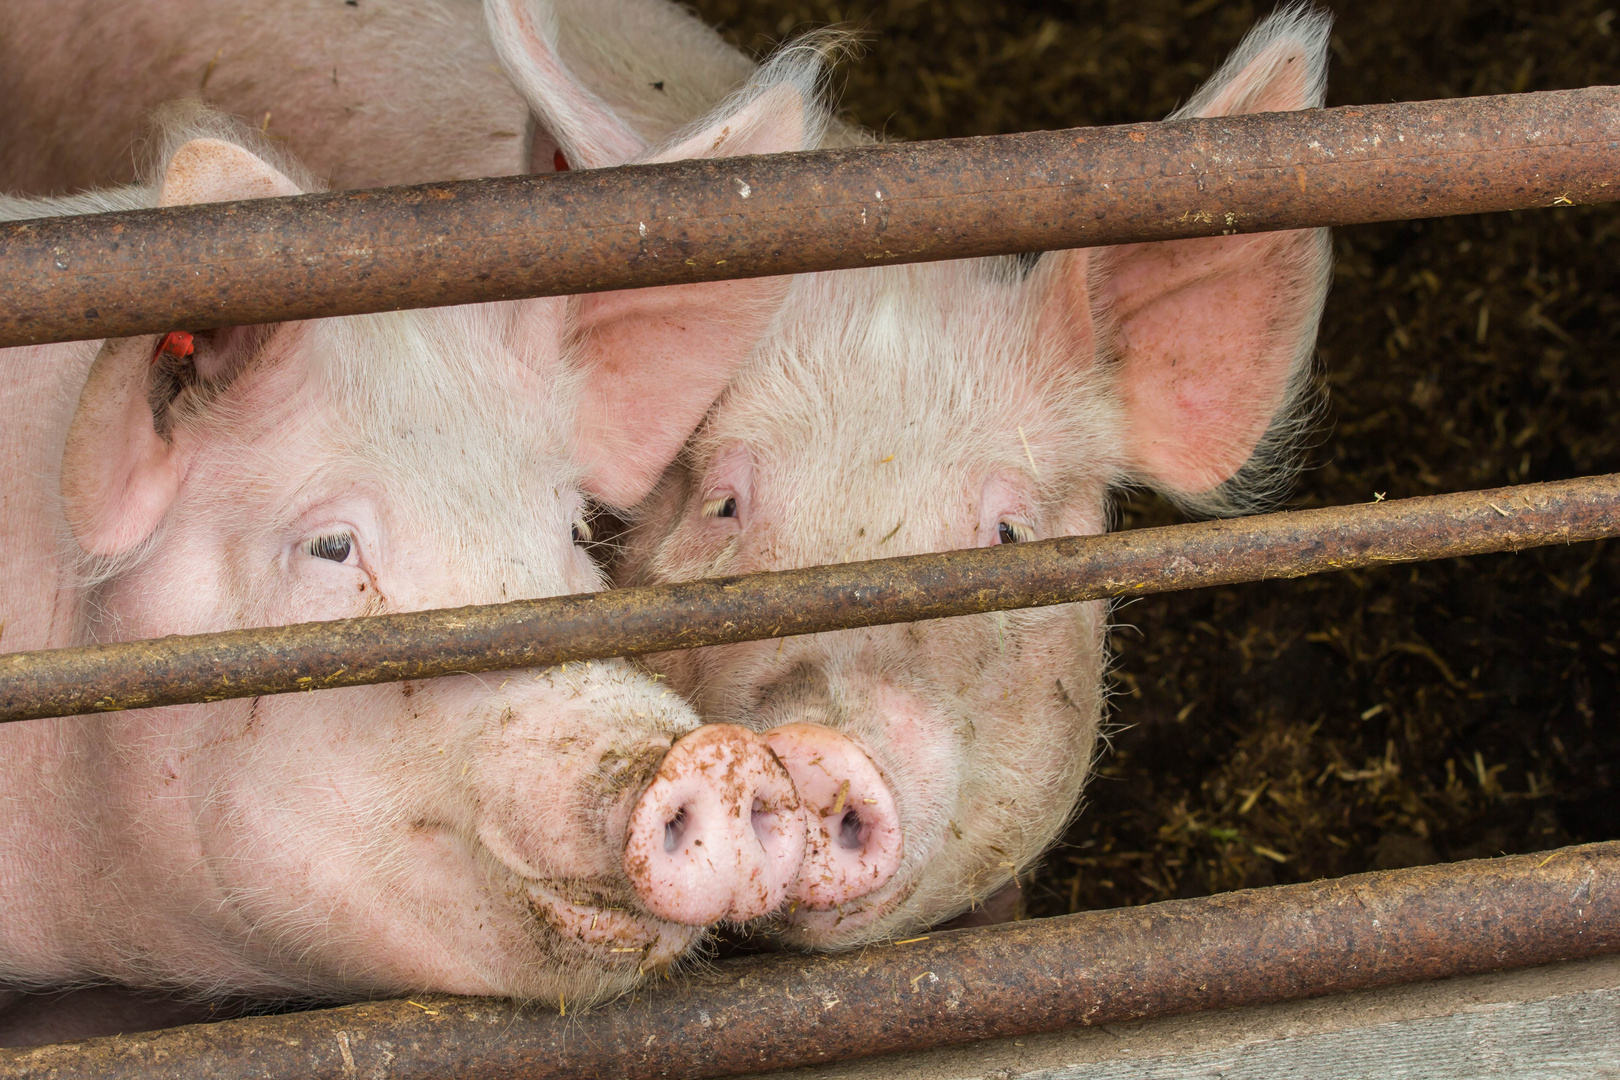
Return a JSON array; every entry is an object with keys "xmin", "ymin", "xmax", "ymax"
[
  {"xmin": 303, "ymin": 531, "xmax": 359, "ymax": 565},
  {"xmin": 996, "ymin": 520, "xmax": 1035, "ymax": 544},
  {"xmin": 569, "ymin": 494, "xmax": 604, "ymax": 546},
  {"xmin": 701, "ymin": 496, "xmax": 739, "ymax": 520}
]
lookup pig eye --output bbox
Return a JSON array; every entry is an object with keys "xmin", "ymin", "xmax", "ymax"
[
  {"xmin": 571, "ymin": 516, "xmax": 594, "ymax": 544},
  {"xmin": 997, "ymin": 521, "xmax": 1034, "ymax": 545},
  {"xmin": 305, "ymin": 532, "xmax": 355, "ymax": 563},
  {"xmin": 701, "ymin": 496, "xmax": 738, "ymax": 520}
]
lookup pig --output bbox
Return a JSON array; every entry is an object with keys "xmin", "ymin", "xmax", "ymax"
[
  {"xmin": 531, "ymin": 8, "xmax": 1338, "ymax": 945},
  {"xmin": 0, "ymin": 0, "xmax": 754, "ymax": 196},
  {"xmin": 6, "ymin": 0, "xmax": 1333, "ymax": 950},
  {"xmin": 0, "ymin": 53, "xmax": 838, "ymax": 1041}
]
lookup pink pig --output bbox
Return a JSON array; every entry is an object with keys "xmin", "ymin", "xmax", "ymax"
[
  {"xmin": 0, "ymin": 57, "xmax": 837, "ymax": 1040},
  {"xmin": 585, "ymin": 9, "xmax": 1337, "ymax": 945},
  {"xmin": 0, "ymin": 0, "xmax": 753, "ymax": 196},
  {"xmin": 2, "ymin": 0, "xmax": 1335, "ymax": 959}
]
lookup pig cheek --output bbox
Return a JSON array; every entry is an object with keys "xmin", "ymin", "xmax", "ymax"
[
  {"xmin": 641, "ymin": 648, "xmax": 691, "ymax": 695},
  {"xmin": 185, "ymin": 692, "xmax": 511, "ymax": 985},
  {"xmin": 184, "ymin": 714, "xmax": 388, "ymax": 921},
  {"xmin": 954, "ymin": 604, "xmax": 1104, "ymax": 888},
  {"xmin": 862, "ymin": 688, "xmax": 965, "ymax": 867},
  {"xmin": 383, "ymin": 823, "xmax": 529, "ymax": 992},
  {"xmin": 472, "ymin": 733, "xmax": 585, "ymax": 881},
  {"xmin": 965, "ymin": 601, "xmax": 1107, "ymax": 812},
  {"xmin": 641, "ymin": 646, "xmax": 726, "ymax": 715},
  {"xmin": 469, "ymin": 712, "xmax": 662, "ymax": 884},
  {"xmin": 1057, "ymin": 496, "xmax": 1109, "ymax": 542},
  {"xmin": 278, "ymin": 562, "xmax": 379, "ymax": 624},
  {"xmin": 95, "ymin": 525, "xmax": 240, "ymax": 640}
]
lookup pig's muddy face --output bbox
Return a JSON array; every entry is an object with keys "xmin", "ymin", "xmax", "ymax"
[
  {"xmin": 68, "ymin": 310, "xmax": 719, "ymax": 1001},
  {"xmin": 621, "ymin": 262, "xmax": 1124, "ymax": 945},
  {"xmin": 620, "ymin": 10, "xmax": 1334, "ymax": 947}
]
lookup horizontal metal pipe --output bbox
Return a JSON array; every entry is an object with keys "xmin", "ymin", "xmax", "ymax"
[
  {"xmin": 4, "ymin": 842, "xmax": 1614, "ymax": 1079},
  {"xmin": 1, "ymin": 474, "xmax": 1616, "ymax": 724},
  {"xmin": 3, "ymin": 86, "xmax": 1618, "ymax": 348}
]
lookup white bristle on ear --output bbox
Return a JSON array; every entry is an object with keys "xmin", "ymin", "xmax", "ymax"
[{"xmin": 1169, "ymin": 4, "xmax": 1333, "ymax": 120}]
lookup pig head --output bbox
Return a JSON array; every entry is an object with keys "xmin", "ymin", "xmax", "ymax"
[
  {"xmin": 0, "ymin": 55, "xmax": 827, "ymax": 1007},
  {"xmin": 614, "ymin": 9, "xmax": 1336, "ymax": 946}
]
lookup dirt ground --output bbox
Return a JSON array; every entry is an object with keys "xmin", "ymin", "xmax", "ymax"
[{"xmin": 683, "ymin": 0, "xmax": 1620, "ymax": 916}]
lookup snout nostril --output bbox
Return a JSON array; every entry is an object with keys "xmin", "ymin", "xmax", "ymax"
[
  {"xmin": 663, "ymin": 806, "xmax": 688, "ymax": 854},
  {"xmin": 626, "ymin": 723, "xmax": 808, "ymax": 927},
  {"xmin": 837, "ymin": 809, "xmax": 863, "ymax": 850}
]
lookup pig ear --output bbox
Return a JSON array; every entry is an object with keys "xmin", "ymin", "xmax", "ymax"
[
  {"xmin": 488, "ymin": 0, "xmax": 833, "ymax": 169},
  {"xmin": 158, "ymin": 138, "xmax": 304, "ymax": 205},
  {"xmin": 557, "ymin": 50, "xmax": 831, "ymax": 507},
  {"xmin": 1167, "ymin": 4, "xmax": 1331, "ymax": 122},
  {"xmin": 634, "ymin": 37, "xmax": 834, "ymax": 164},
  {"xmin": 484, "ymin": 0, "xmax": 646, "ymax": 167},
  {"xmin": 1037, "ymin": 8, "xmax": 1333, "ymax": 511},
  {"xmin": 491, "ymin": 8, "xmax": 832, "ymax": 504},
  {"xmin": 60, "ymin": 139, "xmax": 301, "ymax": 556},
  {"xmin": 563, "ymin": 275, "xmax": 786, "ymax": 507}
]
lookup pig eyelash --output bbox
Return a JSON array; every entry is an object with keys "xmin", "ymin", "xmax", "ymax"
[
  {"xmin": 570, "ymin": 516, "xmax": 594, "ymax": 544},
  {"xmin": 997, "ymin": 521, "xmax": 1035, "ymax": 544},
  {"xmin": 305, "ymin": 532, "xmax": 356, "ymax": 563},
  {"xmin": 701, "ymin": 496, "xmax": 738, "ymax": 520}
]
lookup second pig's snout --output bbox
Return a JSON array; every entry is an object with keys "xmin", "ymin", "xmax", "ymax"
[
  {"xmin": 765, "ymin": 724, "xmax": 903, "ymax": 910},
  {"xmin": 623, "ymin": 724, "xmax": 807, "ymax": 925}
]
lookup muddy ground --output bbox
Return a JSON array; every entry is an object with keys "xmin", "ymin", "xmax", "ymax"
[{"xmin": 685, "ymin": 0, "xmax": 1620, "ymax": 916}]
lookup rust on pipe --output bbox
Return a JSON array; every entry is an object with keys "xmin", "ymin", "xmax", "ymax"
[
  {"xmin": 2, "ymin": 86, "xmax": 1618, "ymax": 348},
  {"xmin": 1, "ymin": 474, "xmax": 1617, "ymax": 724},
  {"xmin": 3, "ymin": 842, "xmax": 1615, "ymax": 1079}
]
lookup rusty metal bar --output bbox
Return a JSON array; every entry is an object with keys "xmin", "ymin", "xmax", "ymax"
[
  {"xmin": 1, "ymin": 474, "xmax": 1616, "ymax": 724},
  {"xmin": 3, "ymin": 842, "xmax": 1614, "ymax": 1079},
  {"xmin": 3, "ymin": 86, "xmax": 1618, "ymax": 348}
]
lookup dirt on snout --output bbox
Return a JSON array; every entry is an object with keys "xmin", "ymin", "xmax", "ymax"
[{"xmin": 685, "ymin": 0, "xmax": 1620, "ymax": 918}]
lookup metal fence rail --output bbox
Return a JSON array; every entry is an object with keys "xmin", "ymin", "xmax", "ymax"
[
  {"xmin": 2, "ymin": 85, "xmax": 1617, "ymax": 348},
  {"xmin": 1, "ymin": 474, "xmax": 1616, "ymax": 724},
  {"xmin": 3, "ymin": 842, "xmax": 1613, "ymax": 1080}
]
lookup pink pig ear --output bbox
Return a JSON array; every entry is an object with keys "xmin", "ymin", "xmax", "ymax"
[
  {"xmin": 484, "ymin": 0, "xmax": 646, "ymax": 168},
  {"xmin": 554, "ymin": 49, "xmax": 830, "ymax": 507},
  {"xmin": 1168, "ymin": 5, "xmax": 1331, "ymax": 122},
  {"xmin": 1039, "ymin": 9, "xmax": 1333, "ymax": 511},
  {"xmin": 157, "ymin": 138, "xmax": 304, "ymax": 206},
  {"xmin": 60, "ymin": 139, "xmax": 302, "ymax": 556},
  {"xmin": 564, "ymin": 274, "xmax": 790, "ymax": 508},
  {"xmin": 488, "ymin": 0, "xmax": 831, "ymax": 506}
]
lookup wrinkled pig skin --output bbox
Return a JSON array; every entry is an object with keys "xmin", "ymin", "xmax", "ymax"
[
  {"xmin": 0, "ymin": 55, "xmax": 827, "ymax": 1037},
  {"xmin": 610, "ymin": 9, "xmax": 1337, "ymax": 947},
  {"xmin": 0, "ymin": 0, "xmax": 753, "ymax": 196}
]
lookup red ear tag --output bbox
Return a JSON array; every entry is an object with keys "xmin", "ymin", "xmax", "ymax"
[
  {"xmin": 151, "ymin": 331, "xmax": 196, "ymax": 365},
  {"xmin": 553, "ymin": 148, "xmax": 570, "ymax": 172}
]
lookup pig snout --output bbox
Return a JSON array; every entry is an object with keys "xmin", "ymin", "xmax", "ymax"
[
  {"xmin": 623, "ymin": 724, "xmax": 807, "ymax": 924},
  {"xmin": 765, "ymin": 724, "xmax": 903, "ymax": 910}
]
